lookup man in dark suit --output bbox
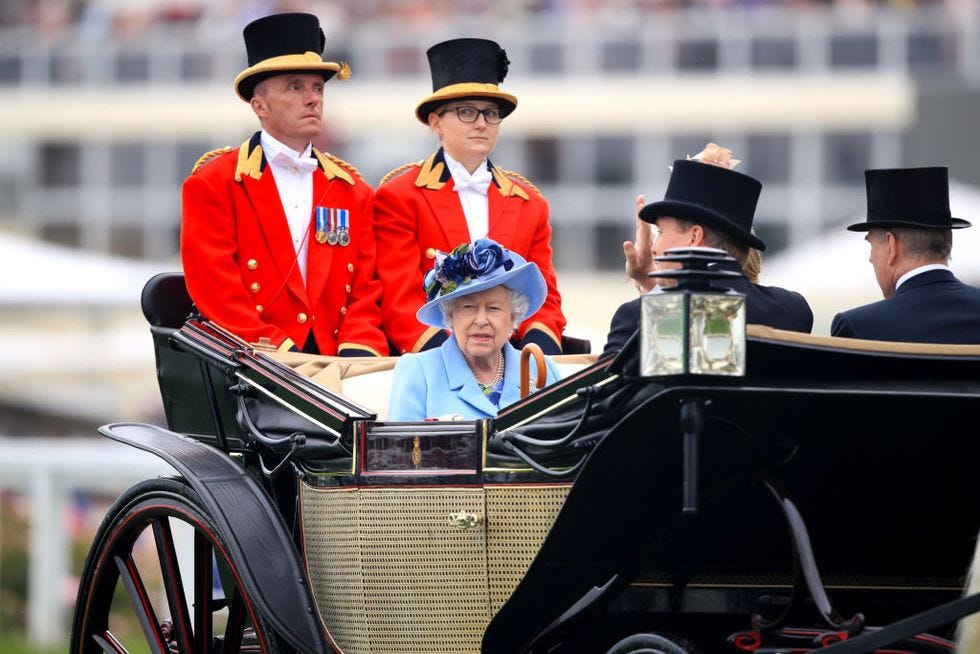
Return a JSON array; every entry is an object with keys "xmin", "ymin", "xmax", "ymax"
[
  {"xmin": 831, "ymin": 167, "xmax": 980, "ymax": 344},
  {"xmin": 603, "ymin": 158, "xmax": 813, "ymax": 357}
]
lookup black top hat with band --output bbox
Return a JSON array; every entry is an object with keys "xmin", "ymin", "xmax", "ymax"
[
  {"xmin": 234, "ymin": 13, "xmax": 348, "ymax": 102},
  {"xmin": 639, "ymin": 160, "xmax": 767, "ymax": 251},
  {"xmin": 415, "ymin": 38, "xmax": 518, "ymax": 124},
  {"xmin": 847, "ymin": 167, "xmax": 971, "ymax": 231}
]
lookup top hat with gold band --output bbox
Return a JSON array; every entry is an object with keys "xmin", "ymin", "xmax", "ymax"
[
  {"xmin": 234, "ymin": 13, "xmax": 348, "ymax": 102},
  {"xmin": 415, "ymin": 38, "xmax": 517, "ymax": 124},
  {"xmin": 846, "ymin": 167, "xmax": 971, "ymax": 231}
]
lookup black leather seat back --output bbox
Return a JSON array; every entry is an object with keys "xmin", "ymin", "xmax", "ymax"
[{"xmin": 141, "ymin": 272, "xmax": 193, "ymax": 329}]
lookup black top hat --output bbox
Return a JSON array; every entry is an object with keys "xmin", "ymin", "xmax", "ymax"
[
  {"xmin": 234, "ymin": 13, "xmax": 347, "ymax": 102},
  {"xmin": 639, "ymin": 160, "xmax": 767, "ymax": 251},
  {"xmin": 847, "ymin": 167, "xmax": 971, "ymax": 231},
  {"xmin": 415, "ymin": 38, "xmax": 518, "ymax": 123}
]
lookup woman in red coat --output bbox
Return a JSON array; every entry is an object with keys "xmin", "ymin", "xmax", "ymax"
[{"xmin": 374, "ymin": 38, "xmax": 566, "ymax": 355}]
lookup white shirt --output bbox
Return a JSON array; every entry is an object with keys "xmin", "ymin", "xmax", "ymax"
[
  {"xmin": 444, "ymin": 150, "xmax": 492, "ymax": 242},
  {"xmin": 261, "ymin": 131, "xmax": 315, "ymax": 283},
  {"xmin": 896, "ymin": 263, "xmax": 950, "ymax": 291}
]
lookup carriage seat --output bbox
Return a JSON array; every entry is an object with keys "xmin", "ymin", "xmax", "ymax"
[
  {"xmin": 266, "ymin": 351, "xmax": 598, "ymax": 420},
  {"xmin": 141, "ymin": 272, "xmax": 194, "ymax": 331}
]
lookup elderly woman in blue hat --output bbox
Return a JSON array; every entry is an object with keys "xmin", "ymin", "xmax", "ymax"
[{"xmin": 387, "ymin": 238, "xmax": 562, "ymax": 421}]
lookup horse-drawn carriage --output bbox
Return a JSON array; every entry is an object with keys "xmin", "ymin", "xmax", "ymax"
[{"xmin": 71, "ymin": 269, "xmax": 980, "ymax": 654}]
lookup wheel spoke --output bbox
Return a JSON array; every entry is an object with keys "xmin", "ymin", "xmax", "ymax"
[
  {"xmin": 74, "ymin": 480, "xmax": 275, "ymax": 654},
  {"xmin": 222, "ymin": 590, "xmax": 247, "ymax": 653},
  {"xmin": 194, "ymin": 528, "xmax": 214, "ymax": 653},
  {"xmin": 152, "ymin": 517, "xmax": 194, "ymax": 653},
  {"xmin": 114, "ymin": 554, "xmax": 168, "ymax": 654},
  {"xmin": 92, "ymin": 630, "xmax": 129, "ymax": 654}
]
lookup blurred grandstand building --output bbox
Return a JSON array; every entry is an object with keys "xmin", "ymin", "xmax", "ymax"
[{"xmin": 0, "ymin": 0, "xmax": 977, "ymax": 271}]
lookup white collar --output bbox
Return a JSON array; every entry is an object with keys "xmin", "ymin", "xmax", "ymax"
[
  {"xmin": 260, "ymin": 131, "xmax": 312, "ymax": 161},
  {"xmin": 896, "ymin": 263, "xmax": 949, "ymax": 290},
  {"xmin": 444, "ymin": 151, "xmax": 491, "ymax": 185}
]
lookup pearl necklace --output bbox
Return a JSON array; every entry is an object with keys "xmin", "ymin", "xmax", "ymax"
[{"xmin": 478, "ymin": 351, "xmax": 505, "ymax": 389}]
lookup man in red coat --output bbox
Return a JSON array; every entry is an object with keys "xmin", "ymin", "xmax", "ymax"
[
  {"xmin": 374, "ymin": 38, "xmax": 566, "ymax": 355},
  {"xmin": 181, "ymin": 12, "xmax": 387, "ymax": 356}
]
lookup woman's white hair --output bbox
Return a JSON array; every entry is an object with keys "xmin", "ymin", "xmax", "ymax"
[{"xmin": 439, "ymin": 287, "xmax": 530, "ymax": 331}]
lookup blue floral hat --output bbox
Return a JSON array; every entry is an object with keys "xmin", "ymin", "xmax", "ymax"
[{"xmin": 416, "ymin": 238, "xmax": 547, "ymax": 328}]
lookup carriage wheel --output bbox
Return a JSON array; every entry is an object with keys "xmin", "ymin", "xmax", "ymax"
[
  {"xmin": 71, "ymin": 477, "xmax": 285, "ymax": 654},
  {"xmin": 606, "ymin": 633, "xmax": 693, "ymax": 654}
]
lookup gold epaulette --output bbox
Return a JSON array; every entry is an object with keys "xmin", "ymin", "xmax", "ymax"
[
  {"xmin": 315, "ymin": 151, "xmax": 362, "ymax": 185},
  {"xmin": 191, "ymin": 146, "xmax": 233, "ymax": 174},
  {"xmin": 500, "ymin": 168, "xmax": 542, "ymax": 197},
  {"xmin": 379, "ymin": 161, "xmax": 422, "ymax": 186}
]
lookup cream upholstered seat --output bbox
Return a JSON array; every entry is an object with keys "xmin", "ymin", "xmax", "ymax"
[{"xmin": 265, "ymin": 352, "xmax": 597, "ymax": 420}]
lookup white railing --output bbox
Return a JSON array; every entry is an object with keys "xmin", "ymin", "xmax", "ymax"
[{"xmin": 0, "ymin": 436, "xmax": 174, "ymax": 648}]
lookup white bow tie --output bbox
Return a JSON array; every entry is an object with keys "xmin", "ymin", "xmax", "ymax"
[
  {"xmin": 453, "ymin": 170, "xmax": 492, "ymax": 195},
  {"xmin": 270, "ymin": 150, "xmax": 318, "ymax": 174}
]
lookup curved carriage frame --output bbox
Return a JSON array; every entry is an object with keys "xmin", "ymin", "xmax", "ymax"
[{"xmin": 71, "ymin": 273, "xmax": 980, "ymax": 654}]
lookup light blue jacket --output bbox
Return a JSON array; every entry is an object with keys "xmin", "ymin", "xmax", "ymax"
[{"xmin": 387, "ymin": 338, "xmax": 562, "ymax": 421}]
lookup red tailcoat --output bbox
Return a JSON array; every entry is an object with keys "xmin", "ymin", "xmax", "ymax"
[
  {"xmin": 181, "ymin": 132, "xmax": 387, "ymax": 355},
  {"xmin": 374, "ymin": 148, "xmax": 565, "ymax": 354}
]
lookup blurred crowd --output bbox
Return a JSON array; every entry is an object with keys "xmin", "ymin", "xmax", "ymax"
[{"xmin": 0, "ymin": 0, "xmax": 955, "ymax": 41}]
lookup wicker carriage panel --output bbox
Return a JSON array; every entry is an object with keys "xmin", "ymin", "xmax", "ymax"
[
  {"xmin": 485, "ymin": 484, "xmax": 571, "ymax": 613},
  {"xmin": 302, "ymin": 484, "xmax": 489, "ymax": 653},
  {"xmin": 359, "ymin": 488, "xmax": 489, "ymax": 652},
  {"xmin": 301, "ymin": 486, "xmax": 370, "ymax": 653}
]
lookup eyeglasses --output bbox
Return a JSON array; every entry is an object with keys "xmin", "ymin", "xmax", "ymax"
[{"xmin": 439, "ymin": 105, "xmax": 503, "ymax": 124}]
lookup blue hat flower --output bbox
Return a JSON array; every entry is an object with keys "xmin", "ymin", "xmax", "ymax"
[{"xmin": 416, "ymin": 238, "xmax": 547, "ymax": 328}]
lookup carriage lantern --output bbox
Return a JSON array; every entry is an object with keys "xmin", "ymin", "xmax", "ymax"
[{"xmin": 640, "ymin": 246, "xmax": 746, "ymax": 378}]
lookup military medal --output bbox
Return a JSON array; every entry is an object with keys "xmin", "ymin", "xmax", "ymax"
[
  {"xmin": 315, "ymin": 207, "xmax": 328, "ymax": 244},
  {"xmin": 326, "ymin": 208, "xmax": 339, "ymax": 245},
  {"xmin": 338, "ymin": 208, "xmax": 350, "ymax": 247}
]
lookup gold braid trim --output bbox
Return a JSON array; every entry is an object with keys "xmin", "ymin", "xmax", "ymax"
[
  {"xmin": 490, "ymin": 167, "xmax": 528, "ymax": 200},
  {"xmin": 191, "ymin": 146, "xmax": 233, "ymax": 174},
  {"xmin": 414, "ymin": 152, "xmax": 447, "ymax": 190},
  {"xmin": 379, "ymin": 161, "xmax": 422, "ymax": 186},
  {"xmin": 314, "ymin": 149, "xmax": 359, "ymax": 186},
  {"xmin": 235, "ymin": 139, "xmax": 264, "ymax": 182},
  {"xmin": 500, "ymin": 168, "xmax": 542, "ymax": 197}
]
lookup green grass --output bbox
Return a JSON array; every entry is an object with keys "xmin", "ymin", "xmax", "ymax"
[{"xmin": 0, "ymin": 632, "xmax": 66, "ymax": 654}]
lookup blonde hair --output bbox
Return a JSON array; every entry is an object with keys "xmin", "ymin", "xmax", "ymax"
[{"xmin": 672, "ymin": 219, "xmax": 761, "ymax": 282}]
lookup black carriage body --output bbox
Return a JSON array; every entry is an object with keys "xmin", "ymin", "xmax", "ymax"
[{"xmin": 76, "ymin": 273, "xmax": 980, "ymax": 654}]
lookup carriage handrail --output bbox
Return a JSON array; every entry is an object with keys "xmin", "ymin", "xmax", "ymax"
[{"xmin": 747, "ymin": 324, "xmax": 980, "ymax": 357}]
